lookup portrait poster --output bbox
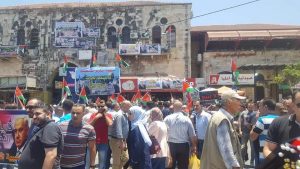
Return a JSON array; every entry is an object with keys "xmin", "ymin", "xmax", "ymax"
[
  {"xmin": 119, "ymin": 44, "xmax": 140, "ymax": 55},
  {"xmin": 140, "ymin": 44, "xmax": 161, "ymax": 55},
  {"xmin": 75, "ymin": 67, "xmax": 120, "ymax": 95},
  {"xmin": 0, "ymin": 110, "xmax": 28, "ymax": 165}
]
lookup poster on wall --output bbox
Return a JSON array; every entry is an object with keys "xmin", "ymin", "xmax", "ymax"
[
  {"xmin": 140, "ymin": 44, "xmax": 161, "ymax": 55},
  {"xmin": 78, "ymin": 50, "xmax": 92, "ymax": 60},
  {"xmin": 138, "ymin": 78, "xmax": 162, "ymax": 90},
  {"xmin": 0, "ymin": 110, "xmax": 28, "ymax": 166},
  {"xmin": 119, "ymin": 44, "xmax": 140, "ymax": 55},
  {"xmin": 75, "ymin": 67, "xmax": 120, "ymax": 95},
  {"xmin": 55, "ymin": 22, "xmax": 98, "ymax": 49}
]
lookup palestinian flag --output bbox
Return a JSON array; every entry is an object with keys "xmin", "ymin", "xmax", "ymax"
[
  {"xmin": 182, "ymin": 81, "xmax": 190, "ymax": 92},
  {"xmin": 141, "ymin": 92, "xmax": 152, "ymax": 102},
  {"xmin": 15, "ymin": 86, "xmax": 26, "ymax": 105},
  {"xmin": 116, "ymin": 94, "xmax": 126, "ymax": 103},
  {"xmin": 231, "ymin": 58, "xmax": 237, "ymax": 72},
  {"xmin": 131, "ymin": 91, "xmax": 142, "ymax": 103},
  {"xmin": 79, "ymin": 86, "xmax": 89, "ymax": 104},
  {"xmin": 108, "ymin": 94, "xmax": 116, "ymax": 103},
  {"xmin": 63, "ymin": 78, "xmax": 71, "ymax": 96},
  {"xmin": 115, "ymin": 54, "xmax": 130, "ymax": 68},
  {"xmin": 90, "ymin": 54, "xmax": 97, "ymax": 68},
  {"xmin": 63, "ymin": 56, "xmax": 68, "ymax": 73}
]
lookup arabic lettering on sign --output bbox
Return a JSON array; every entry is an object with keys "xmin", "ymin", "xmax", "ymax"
[{"xmin": 210, "ymin": 74, "xmax": 254, "ymax": 85}]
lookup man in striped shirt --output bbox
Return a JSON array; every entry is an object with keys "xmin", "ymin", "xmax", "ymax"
[
  {"xmin": 250, "ymin": 98, "xmax": 279, "ymax": 165},
  {"xmin": 60, "ymin": 104, "xmax": 97, "ymax": 169}
]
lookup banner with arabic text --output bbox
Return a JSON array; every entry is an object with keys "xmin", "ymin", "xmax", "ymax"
[
  {"xmin": 209, "ymin": 74, "xmax": 254, "ymax": 85},
  {"xmin": 75, "ymin": 67, "xmax": 120, "ymax": 95}
]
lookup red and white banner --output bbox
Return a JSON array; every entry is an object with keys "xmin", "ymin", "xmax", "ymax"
[{"xmin": 120, "ymin": 79, "xmax": 138, "ymax": 92}]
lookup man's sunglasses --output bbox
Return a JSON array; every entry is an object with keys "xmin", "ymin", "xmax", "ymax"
[{"xmin": 98, "ymin": 105, "xmax": 105, "ymax": 108}]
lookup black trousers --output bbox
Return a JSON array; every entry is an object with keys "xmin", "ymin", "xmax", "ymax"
[{"xmin": 168, "ymin": 142, "xmax": 189, "ymax": 169}]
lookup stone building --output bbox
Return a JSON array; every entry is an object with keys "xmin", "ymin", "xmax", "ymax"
[
  {"xmin": 0, "ymin": 1, "xmax": 192, "ymax": 103},
  {"xmin": 191, "ymin": 24, "xmax": 300, "ymax": 101}
]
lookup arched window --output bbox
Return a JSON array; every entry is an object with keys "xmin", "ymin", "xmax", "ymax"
[
  {"xmin": 30, "ymin": 28, "xmax": 39, "ymax": 48},
  {"xmin": 166, "ymin": 25, "xmax": 176, "ymax": 48},
  {"xmin": 17, "ymin": 29, "xmax": 25, "ymax": 45},
  {"xmin": 152, "ymin": 26, "xmax": 161, "ymax": 44},
  {"xmin": 121, "ymin": 27, "xmax": 131, "ymax": 44},
  {"xmin": 107, "ymin": 27, "xmax": 117, "ymax": 49}
]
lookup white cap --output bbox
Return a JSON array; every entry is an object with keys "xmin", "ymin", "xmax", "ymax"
[{"xmin": 221, "ymin": 90, "xmax": 246, "ymax": 100}]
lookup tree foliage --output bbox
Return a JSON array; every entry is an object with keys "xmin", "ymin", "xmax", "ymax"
[{"xmin": 274, "ymin": 63, "xmax": 300, "ymax": 91}]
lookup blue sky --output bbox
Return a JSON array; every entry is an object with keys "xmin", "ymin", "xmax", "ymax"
[{"xmin": 1, "ymin": 0, "xmax": 299, "ymax": 26}]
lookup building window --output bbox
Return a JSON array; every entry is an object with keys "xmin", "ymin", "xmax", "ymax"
[
  {"xmin": 166, "ymin": 25, "xmax": 176, "ymax": 48},
  {"xmin": 30, "ymin": 28, "xmax": 39, "ymax": 48},
  {"xmin": 152, "ymin": 26, "xmax": 161, "ymax": 44},
  {"xmin": 107, "ymin": 27, "xmax": 117, "ymax": 49},
  {"xmin": 122, "ymin": 27, "xmax": 131, "ymax": 44},
  {"xmin": 17, "ymin": 29, "xmax": 25, "ymax": 45}
]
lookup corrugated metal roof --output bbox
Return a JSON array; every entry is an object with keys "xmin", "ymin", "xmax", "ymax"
[
  {"xmin": 191, "ymin": 24, "xmax": 300, "ymax": 32},
  {"xmin": 0, "ymin": 1, "xmax": 191, "ymax": 10}
]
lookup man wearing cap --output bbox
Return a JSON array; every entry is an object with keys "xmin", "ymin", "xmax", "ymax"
[{"xmin": 201, "ymin": 90, "xmax": 245, "ymax": 169}]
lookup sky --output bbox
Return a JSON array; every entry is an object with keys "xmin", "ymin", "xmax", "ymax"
[{"xmin": 0, "ymin": 0, "xmax": 299, "ymax": 26}]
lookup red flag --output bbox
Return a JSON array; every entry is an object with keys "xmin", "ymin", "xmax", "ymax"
[
  {"xmin": 64, "ymin": 55, "xmax": 68, "ymax": 63},
  {"xmin": 182, "ymin": 81, "xmax": 190, "ymax": 92},
  {"xmin": 231, "ymin": 58, "xmax": 237, "ymax": 72},
  {"xmin": 131, "ymin": 91, "xmax": 142, "ymax": 103},
  {"xmin": 185, "ymin": 100, "xmax": 193, "ymax": 113},
  {"xmin": 141, "ymin": 92, "xmax": 152, "ymax": 102},
  {"xmin": 166, "ymin": 26, "xmax": 172, "ymax": 33},
  {"xmin": 117, "ymin": 94, "xmax": 126, "ymax": 103},
  {"xmin": 90, "ymin": 54, "xmax": 97, "ymax": 67},
  {"xmin": 109, "ymin": 94, "xmax": 116, "ymax": 102},
  {"xmin": 115, "ymin": 54, "xmax": 122, "ymax": 62},
  {"xmin": 95, "ymin": 97, "xmax": 101, "ymax": 104},
  {"xmin": 186, "ymin": 92, "xmax": 192, "ymax": 103}
]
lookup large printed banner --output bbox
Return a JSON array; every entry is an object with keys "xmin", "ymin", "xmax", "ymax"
[
  {"xmin": 140, "ymin": 44, "xmax": 161, "ymax": 55},
  {"xmin": 55, "ymin": 22, "xmax": 98, "ymax": 49},
  {"xmin": 75, "ymin": 67, "xmax": 121, "ymax": 95},
  {"xmin": 119, "ymin": 44, "xmax": 140, "ymax": 55},
  {"xmin": 119, "ymin": 44, "xmax": 162, "ymax": 55},
  {"xmin": 209, "ymin": 74, "xmax": 254, "ymax": 85},
  {"xmin": 0, "ymin": 110, "xmax": 28, "ymax": 165}
]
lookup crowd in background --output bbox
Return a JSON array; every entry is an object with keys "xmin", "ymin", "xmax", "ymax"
[{"xmin": 0, "ymin": 89, "xmax": 299, "ymax": 169}]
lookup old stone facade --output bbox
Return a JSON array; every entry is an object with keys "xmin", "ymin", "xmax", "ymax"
[
  {"xmin": 191, "ymin": 24, "xmax": 300, "ymax": 101},
  {"xmin": 0, "ymin": 2, "xmax": 192, "ymax": 101}
]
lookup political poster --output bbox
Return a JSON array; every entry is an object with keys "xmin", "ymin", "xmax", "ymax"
[
  {"xmin": 0, "ymin": 110, "xmax": 28, "ymax": 166},
  {"xmin": 75, "ymin": 67, "xmax": 120, "ymax": 95},
  {"xmin": 55, "ymin": 22, "xmax": 98, "ymax": 49},
  {"xmin": 140, "ymin": 44, "xmax": 161, "ymax": 55},
  {"xmin": 119, "ymin": 44, "xmax": 140, "ymax": 55}
]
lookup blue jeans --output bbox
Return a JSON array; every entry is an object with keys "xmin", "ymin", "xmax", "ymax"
[{"xmin": 97, "ymin": 143, "xmax": 109, "ymax": 169}]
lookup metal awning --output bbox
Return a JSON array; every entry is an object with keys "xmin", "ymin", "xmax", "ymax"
[
  {"xmin": 269, "ymin": 30, "xmax": 300, "ymax": 39},
  {"xmin": 238, "ymin": 30, "xmax": 271, "ymax": 40},
  {"xmin": 238, "ymin": 64, "xmax": 286, "ymax": 70},
  {"xmin": 207, "ymin": 31, "xmax": 240, "ymax": 41}
]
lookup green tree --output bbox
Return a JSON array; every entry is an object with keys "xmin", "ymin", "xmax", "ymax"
[{"xmin": 274, "ymin": 63, "xmax": 300, "ymax": 92}]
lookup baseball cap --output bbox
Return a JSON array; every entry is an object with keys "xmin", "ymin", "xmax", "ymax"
[{"xmin": 221, "ymin": 90, "xmax": 246, "ymax": 100}]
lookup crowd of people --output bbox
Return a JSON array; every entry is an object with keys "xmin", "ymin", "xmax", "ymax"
[{"xmin": 0, "ymin": 89, "xmax": 299, "ymax": 169}]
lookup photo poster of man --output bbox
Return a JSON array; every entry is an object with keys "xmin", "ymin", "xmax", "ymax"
[
  {"xmin": 0, "ymin": 110, "xmax": 28, "ymax": 165},
  {"xmin": 55, "ymin": 22, "xmax": 100, "ymax": 49},
  {"xmin": 75, "ymin": 67, "xmax": 121, "ymax": 96}
]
